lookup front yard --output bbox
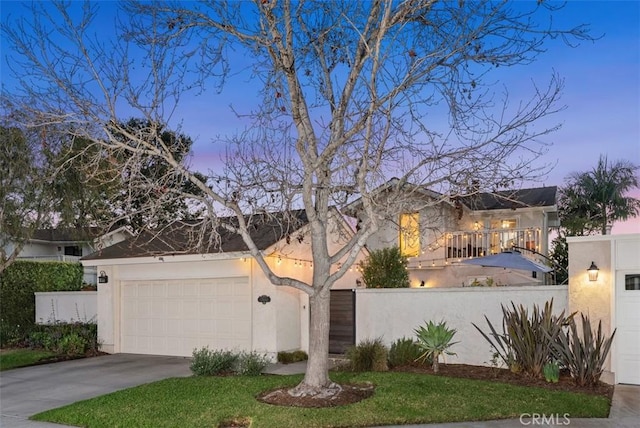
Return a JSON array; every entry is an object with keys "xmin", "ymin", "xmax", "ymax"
[{"xmin": 32, "ymin": 371, "xmax": 610, "ymax": 428}]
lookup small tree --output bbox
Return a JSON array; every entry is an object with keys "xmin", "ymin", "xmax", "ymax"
[
  {"xmin": 359, "ymin": 247, "xmax": 410, "ymax": 288},
  {"xmin": 415, "ymin": 320, "xmax": 458, "ymax": 373}
]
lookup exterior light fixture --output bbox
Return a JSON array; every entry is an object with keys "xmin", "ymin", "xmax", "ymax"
[
  {"xmin": 588, "ymin": 262, "xmax": 599, "ymax": 282},
  {"xmin": 257, "ymin": 295, "xmax": 271, "ymax": 304},
  {"xmin": 98, "ymin": 271, "xmax": 109, "ymax": 284}
]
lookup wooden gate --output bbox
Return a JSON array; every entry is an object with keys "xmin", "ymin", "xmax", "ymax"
[{"xmin": 329, "ymin": 289, "xmax": 356, "ymax": 354}]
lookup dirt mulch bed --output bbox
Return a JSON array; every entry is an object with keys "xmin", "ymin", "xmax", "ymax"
[
  {"xmin": 393, "ymin": 363, "xmax": 614, "ymax": 400},
  {"xmin": 257, "ymin": 382, "xmax": 375, "ymax": 408}
]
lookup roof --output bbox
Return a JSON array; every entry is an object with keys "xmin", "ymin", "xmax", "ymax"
[
  {"xmin": 31, "ymin": 227, "xmax": 102, "ymax": 243},
  {"xmin": 82, "ymin": 210, "xmax": 309, "ymax": 261},
  {"xmin": 460, "ymin": 186, "xmax": 557, "ymax": 211}
]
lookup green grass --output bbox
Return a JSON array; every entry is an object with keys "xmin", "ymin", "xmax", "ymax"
[
  {"xmin": 0, "ymin": 349, "xmax": 56, "ymax": 371},
  {"xmin": 32, "ymin": 372, "xmax": 610, "ymax": 428}
]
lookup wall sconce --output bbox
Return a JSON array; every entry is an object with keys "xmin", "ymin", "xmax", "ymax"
[
  {"xmin": 420, "ymin": 280, "xmax": 425, "ymax": 287},
  {"xmin": 257, "ymin": 295, "xmax": 271, "ymax": 304},
  {"xmin": 98, "ymin": 271, "xmax": 109, "ymax": 284},
  {"xmin": 587, "ymin": 262, "xmax": 599, "ymax": 282}
]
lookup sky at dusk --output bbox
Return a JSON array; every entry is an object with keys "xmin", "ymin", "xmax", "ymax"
[{"xmin": 1, "ymin": 1, "xmax": 639, "ymax": 234}]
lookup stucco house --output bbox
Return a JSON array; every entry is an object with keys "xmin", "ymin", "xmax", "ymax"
[
  {"xmin": 80, "ymin": 209, "xmax": 363, "ymax": 358},
  {"xmin": 3, "ymin": 227, "xmax": 131, "ymax": 285},
  {"xmin": 349, "ymin": 180, "xmax": 559, "ymax": 287}
]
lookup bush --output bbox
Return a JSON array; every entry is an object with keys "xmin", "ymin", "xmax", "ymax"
[
  {"xmin": 346, "ymin": 338, "xmax": 388, "ymax": 372},
  {"xmin": 277, "ymin": 350, "xmax": 308, "ymax": 364},
  {"xmin": 473, "ymin": 299, "xmax": 570, "ymax": 378},
  {"xmin": 388, "ymin": 337, "xmax": 423, "ymax": 368},
  {"xmin": 0, "ymin": 261, "xmax": 83, "ymax": 334},
  {"xmin": 551, "ymin": 314, "xmax": 616, "ymax": 387},
  {"xmin": 414, "ymin": 320, "xmax": 458, "ymax": 373},
  {"xmin": 235, "ymin": 351, "xmax": 270, "ymax": 376},
  {"xmin": 26, "ymin": 322, "xmax": 99, "ymax": 356},
  {"xmin": 358, "ymin": 246, "xmax": 410, "ymax": 288},
  {"xmin": 190, "ymin": 348, "xmax": 238, "ymax": 376}
]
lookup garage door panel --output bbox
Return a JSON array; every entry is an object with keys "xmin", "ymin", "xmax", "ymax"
[
  {"xmin": 121, "ymin": 277, "xmax": 252, "ymax": 356},
  {"xmin": 617, "ymin": 273, "xmax": 640, "ymax": 385}
]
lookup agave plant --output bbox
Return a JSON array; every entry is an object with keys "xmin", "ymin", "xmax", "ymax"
[{"xmin": 414, "ymin": 320, "xmax": 458, "ymax": 373}]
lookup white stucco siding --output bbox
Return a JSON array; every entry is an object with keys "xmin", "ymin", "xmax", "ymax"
[{"xmin": 356, "ymin": 286, "xmax": 567, "ymax": 367}]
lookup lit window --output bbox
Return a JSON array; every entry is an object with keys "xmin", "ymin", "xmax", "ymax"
[{"xmin": 399, "ymin": 213, "xmax": 420, "ymax": 257}]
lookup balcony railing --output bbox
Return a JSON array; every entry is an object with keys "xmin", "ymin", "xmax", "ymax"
[{"xmin": 444, "ymin": 228, "xmax": 542, "ymax": 260}]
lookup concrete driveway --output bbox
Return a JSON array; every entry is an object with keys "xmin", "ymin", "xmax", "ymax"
[{"xmin": 0, "ymin": 354, "xmax": 191, "ymax": 428}]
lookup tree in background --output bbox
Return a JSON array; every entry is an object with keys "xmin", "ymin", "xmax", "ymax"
[
  {"xmin": 551, "ymin": 155, "xmax": 639, "ymax": 281},
  {"xmin": 560, "ymin": 155, "xmax": 639, "ymax": 236},
  {"xmin": 3, "ymin": 1, "xmax": 590, "ymax": 398},
  {"xmin": 0, "ymin": 124, "xmax": 55, "ymax": 273},
  {"xmin": 359, "ymin": 246, "xmax": 410, "ymax": 289}
]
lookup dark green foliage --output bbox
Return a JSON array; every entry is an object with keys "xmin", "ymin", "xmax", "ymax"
[
  {"xmin": 359, "ymin": 246, "xmax": 410, "ymax": 288},
  {"xmin": 414, "ymin": 320, "xmax": 458, "ymax": 373},
  {"xmin": 0, "ymin": 261, "xmax": 83, "ymax": 336},
  {"xmin": 25, "ymin": 322, "xmax": 99, "ymax": 356},
  {"xmin": 346, "ymin": 338, "xmax": 388, "ymax": 372},
  {"xmin": 473, "ymin": 299, "xmax": 572, "ymax": 378},
  {"xmin": 277, "ymin": 350, "xmax": 308, "ymax": 364},
  {"xmin": 551, "ymin": 314, "xmax": 616, "ymax": 387},
  {"xmin": 388, "ymin": 337, "xmax": 424, "ymax": 368}
]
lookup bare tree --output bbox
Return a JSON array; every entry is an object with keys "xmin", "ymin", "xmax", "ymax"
[{"xmin": 2, "ymin": 0, "xmax": 590, "ymax": 397}]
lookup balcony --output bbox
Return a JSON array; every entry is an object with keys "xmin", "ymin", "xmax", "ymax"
[
  {"xmin": 17, "ymin": 255, "xmax": 82, "ymax": 263},
  {"xmin": 444, "ymin": 228, "xmax": 542, "ymax": 260}
]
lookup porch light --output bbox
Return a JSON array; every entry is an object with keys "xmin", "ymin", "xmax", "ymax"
[
  {"xmin": 588, "ymin": 262, "xmax": 599, "ymax": 282},
  {"xmin": 98, "ymin": 271, "xmax": 109, "ymax": 284}
]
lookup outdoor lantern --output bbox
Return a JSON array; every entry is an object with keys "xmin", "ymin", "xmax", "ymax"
[
  {"xmin": 587, "ymin": 262, "xmax": 599, "ymax": 282},
  {"xmin": 98, "ymin": 271, "xmax": 109, "ymax": 283}
]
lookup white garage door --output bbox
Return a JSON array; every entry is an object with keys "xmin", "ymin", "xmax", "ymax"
[
  {"xmin": 121, "ymin": 277, "xmax": 252, "ymax": 356},
  {"xmin": 616, "ymin": 273, "xmax": 640, "ymax": 385}
]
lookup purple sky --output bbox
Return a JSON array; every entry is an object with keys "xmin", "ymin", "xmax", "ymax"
[{"xmin": 2, "ymin": 1, "xmax": 639, "ymax": 233}]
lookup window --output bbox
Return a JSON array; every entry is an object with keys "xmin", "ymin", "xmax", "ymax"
[
  {"xmin": 64, "ymin": 246, "xmax": 82, "ymax": 257},
  {"xmin": 399, "ymin": 213, "xmax": 420, "ymax": 257},
  {"xmin": 625, "ymin": 274, "xmax": 640, "ymax": 291}
]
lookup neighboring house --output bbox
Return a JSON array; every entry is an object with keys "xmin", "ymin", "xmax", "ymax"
[
  {"xmin": 349, "ymin": 179, "xmax": 559, "ymax": 287},
  {"xmin": 5, "ymin": 226, "xmax": 131, "ymax": 285},
  {"xmin": 80, "ymin": 209, "xmax": 364, "ymax": 358}
]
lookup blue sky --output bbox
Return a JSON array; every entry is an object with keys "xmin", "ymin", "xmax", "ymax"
[{"xmin": 1, "ymin": 1, "xmax": 639, "ymax": 233}]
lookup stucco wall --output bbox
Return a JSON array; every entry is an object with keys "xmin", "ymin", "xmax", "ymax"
[
  {"xmin": 35, "ymin": 291, "xmax": 97, "ymax": 324},
  {"xmin": 356, "ymin": 286, "xmax": 567, "ymax": 367}
]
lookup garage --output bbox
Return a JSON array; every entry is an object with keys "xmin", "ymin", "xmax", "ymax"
[
  {"xmin": 121, "ymin": 277, "xmax": 252, "ymax": 357},
  {"xmin": 616, "ymin": 272, "xmax": 640, "ymax": 385}
]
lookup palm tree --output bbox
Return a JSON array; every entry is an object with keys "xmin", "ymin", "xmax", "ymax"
[{"xmin": 561, "ymin": 155, "xmax": 640, "ymax": 235}]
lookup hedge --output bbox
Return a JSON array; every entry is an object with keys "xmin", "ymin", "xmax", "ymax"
[{"xmin": 0, "ymin": 260, "xmax": 83, "ymax": 340}]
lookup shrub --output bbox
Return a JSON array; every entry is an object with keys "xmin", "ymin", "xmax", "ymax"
[
  {"xmin": 551, "ymin": 314, "xmax": 616, "ymax": 387},
  {"xmin": 57, "ymin": 333, "xmax": 88, "ymax": 356},
  {"xmin": 347, "ymin": 338, "xmax": 388, "ymax": 372},
  {"xmin": 190, "ymin": 348, "xmax": 238, "ymax": 376},
  {"xmin": 414, "ymin": 320, "xmax": 458, "ymax": 373},
  {"xmin": 26, "ymin": 322, "xmax": 99, "ymax": 356},
  {"xmin": 235, "ymin": 351, "xmax": 270, "ymax": 376},
  {"xmin": 277, "ymin": 350, "xmax": 308, "ymax": 364},
  {"xmin": 473, "ymin": 299, "xmax": 571, "ymax": 378},
  {"xmin": 388, "ymin": 337, "xmax": 423, "ymax": 368},
  {"xmin": 543, "ymin": 361, "xmax": 560, "ymax": 383},
  {"xmin": 358, "ymin": 246, "xmax": 410, "ymax": 288}
]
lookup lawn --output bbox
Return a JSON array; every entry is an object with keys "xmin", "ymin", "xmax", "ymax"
[
  {"xmin": 0, "ymin": 349, "xmax": 56, "ymax": 371},
  {"xmin": 32, "ymin": 372, "xmax": 610, "ymax": 428}
]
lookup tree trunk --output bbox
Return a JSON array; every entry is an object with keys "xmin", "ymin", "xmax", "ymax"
[
  {"xmin": 432, "ymin": 352, "xmax": 440, "ymax": 374},
  {"xmin": 289, "ymin": 287, "xmax": 341, "ymax": 398}
]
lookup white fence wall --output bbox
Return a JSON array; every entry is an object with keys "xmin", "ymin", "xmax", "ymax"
[
  {"xmin": 35, "ymin": 291, "xmax": 97, "ymax": 324},
  {"xmin": 356, "ymin": 286, "xmax": 567, "ymax": 367}
]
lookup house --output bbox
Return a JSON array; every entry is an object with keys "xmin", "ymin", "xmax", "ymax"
[
  {"xmin": 4, "ymin": 226, "xmax": 131, "ymax": 285},
  {"xmin": 349, "ymin": 180, "xmax": 559, "ymax": 287},
  {"xmin": 80, "ymin": 209, "xmax": 364, "ymax": 358}
]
